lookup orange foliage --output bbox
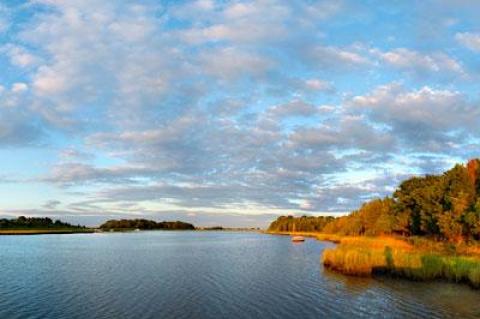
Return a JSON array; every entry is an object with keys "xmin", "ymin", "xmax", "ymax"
[{"xmin": 467, "ymin": 159, "xmax": 479, "ymax": 186}]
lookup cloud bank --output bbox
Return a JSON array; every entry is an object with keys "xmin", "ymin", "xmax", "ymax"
[{"xmin": 0, "ymin": 0, "xmax": 479, "ymax": 226}]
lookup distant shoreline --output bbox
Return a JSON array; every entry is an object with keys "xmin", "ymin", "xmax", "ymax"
[
  {"xmin": 0, "ymin": 217, "xmax": 264, "ymax": 235},
  {"xmin": 0, "ymin": 228, "xmax": 262, "ymax": 235},
  {"xmin": 0, "ymin": 229, "xmax": 95, "ymax": 235}
]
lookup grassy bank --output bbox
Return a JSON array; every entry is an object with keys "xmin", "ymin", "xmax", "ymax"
[
  {"xmin": 0, "ymin": 228, "xmax": 95, "ymax": 235},
  {"xmin": 322, "ymin": 236, "xmax": 480, "ymax": 288},
  {"xmin": 267, "ymin": 231, "xmax": 480, "ymax": 288}
]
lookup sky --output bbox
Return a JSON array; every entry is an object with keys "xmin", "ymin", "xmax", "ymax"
[{"xmin": 0, "ymin": 0, "xmax": 480, "ymax": 227}]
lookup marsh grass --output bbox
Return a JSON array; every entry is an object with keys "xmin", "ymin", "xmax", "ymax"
[
  {"xmin": 322, "ymin": 236, "xmax": 480, "ymax": 288},
  {"xmin": 315, "ymin": 233, "xmax": 342, "ymax": 243},
  {"xmin": 267, "ymin": 231, "xmax": 480, "ymax": 287}
]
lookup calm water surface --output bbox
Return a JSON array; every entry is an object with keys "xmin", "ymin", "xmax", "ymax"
[{"xmin": 0, "ymin": 232, "xmax": 479, "ymax": 319}]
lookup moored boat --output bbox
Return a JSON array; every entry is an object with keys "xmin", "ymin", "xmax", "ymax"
[{"xmin": 291, "ymin": 236, "xmax": 305, "ymax": 242}]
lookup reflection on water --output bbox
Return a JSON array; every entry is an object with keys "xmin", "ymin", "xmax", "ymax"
[
  {"xmin": 322, "ymin": 268, "xmax": 374, "ymax": 294},
  {"xmin": 0, "ymin": 232, "xmax": 478, "ymax": 319}
]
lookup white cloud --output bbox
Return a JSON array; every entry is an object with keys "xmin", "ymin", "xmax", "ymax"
[
  {"xmin": 200, "ymin": 47, "xmax": 273, "ymax": 81},
  {"xmin": 59, "ymin": 148, "xmax": 94, "ymax": 161},
  {"xmin": 374, "ymin": 48, "xmax": 465, "ymax": 76},
  {"xmin": 299, "ymin": 199, "xmax": 313, "ymax": 210},
  {"xmin": 310, "ymin": 45, "xmax": 371, "ymax": 68},
  {"xmin": 289, "ymin": 115, "xmax": 395, "ymax": 152},
  {"xmin": 302, "ymin": 1, "xmax": 343, "ymax": 21},
  {"xmin": 455, "ymin": 32, "xmax": 480, "ymax": 52},
  {"xmin": 11, "ymin": 83, "xmax": 28, "ymax": 93},
  {"xmin": 33, "ymin": 66, "xmax": 68, "ymax": 96},
  {"xmin": 1, "ymin": 0, "xmax": 479, "ymax": 221},
  {"xmin": 304, "ymin": 79, "xmax": 334, "ymax": 92},
  {"xmin": 193, "ymin": 0, "xmax": 215, "ymax": 11},
  {"xmin": 351, "ymin": 84, "xmax": 474, "ymax": 127},
  {"xmin": 42, "ymin": 162, "xmax": 156, "ymax": 185},
  {"xmin": 179, "ymin": 1, "xmax": 290, "ymax": 45},
  {"xmin": 349, "ymin": 83, "xmax": 480, "ymax": 151},
  {"xmin": 2, "ymin": 45, "xmax": 39, "ymax": 68},
  {"xmin": 267, "ymin": 99, "xmax": 318, "ymax": 118}
]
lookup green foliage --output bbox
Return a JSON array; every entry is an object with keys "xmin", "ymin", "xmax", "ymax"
[
  {"xmin": 393, "ymin": 175, "xmax": 445, "ymax": 235},
  {"xmin": 267, "ymin": 215, "xmax": 334, "ymax": 232},
  {"xmin": 312, "ymin": 198, "xmax": 395, "ymax": 236},
  {"xmin": 469, "ymin": 267, "xmax": 480, "ymax": 288},
  {"xmin": 268, "ymin": 159, "xmax": 480, "ymax": 241},
  {"xmin": 419, "ymin": 255, "xmax": 444, "ymax": 279},
  {"xmin": 0, "ymin": 216, "xmax": 85, "ymax": 230},
  {"xmin": 393, "ymin": 162, "xmax": 479, "ymax": 241},
  {"xmin": 100, "ymin": 219, "xmax": 195, "ymax": 230}
]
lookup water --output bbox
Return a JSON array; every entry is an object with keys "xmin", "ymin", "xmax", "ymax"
[{"xmin": 0, "ymin": 232, "xmax": 479, "ymax": 319}]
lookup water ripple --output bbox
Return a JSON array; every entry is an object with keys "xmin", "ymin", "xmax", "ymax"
[{"xmin": 0, "ymin": 232, "xmax": 479, "ymax": 319}]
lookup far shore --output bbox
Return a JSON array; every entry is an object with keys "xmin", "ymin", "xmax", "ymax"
[
  {"xmin": 0, "ymin": 227, "xmax": 262, "ymax": 235},
  {"xmin": 0, "ymin": 229, "xmax": 95, "ymax": 235},
  {"xmin": 0, "ymin": 217, "xmax": 264, "ymax": 235}
]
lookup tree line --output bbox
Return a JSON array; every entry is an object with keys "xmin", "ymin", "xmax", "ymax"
[
  {"xmin": 99, "ymin": 219, "xmax": 195, "ymax": 230},
  {"xmin": 268, "ymin": 215, "xmax": 334, "ymax": 232},
  {"xmin": 269, "ymin": 159, "xmax": 480, "ymax": 242},
  {"xmin": 0, "ymin": 216, "xmax": 85, "ymax": 229}
]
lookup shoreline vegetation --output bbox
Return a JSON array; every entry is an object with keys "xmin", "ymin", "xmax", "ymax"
[
  {"xmin": 0, "ymin": 229, "xmax": 94, "ymax": 235},
  {"xmin": 0, "ymin": 217, "xmax": 199, "ymax": 235},
  {"xmin": 268, "ymin": 159, "xmax": 480, "ymax": 289},
  {"xmin": 268, "ymin": 231, "xmax": 480, "ymax": 289},
  {"xmin": 99, "ymin": 219, "xmax": 195, "ymax": 231},
  {"xmin": 0, "ymin": 217, "xmax": 93, "ymax": 235},
  {"xmin": 0, "ymin": 216, "xmax": 260, "ymax": 235}
]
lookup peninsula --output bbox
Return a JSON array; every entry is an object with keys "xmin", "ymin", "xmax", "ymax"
[
  {"xmin": 99, "ymin": 219, "xmax": 195, "ymax": 231},
  {"xmin": 268, "ymin": 159, "xmax": 480, "ymax": 288},
  {"xmin": 0, "ymin": 216, "xmax": 93, "ymax": 235}
]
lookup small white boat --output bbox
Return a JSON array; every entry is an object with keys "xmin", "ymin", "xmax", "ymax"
[{"xmin": 291, "ymin": 236, "xmax": 305, "ymax": 242}]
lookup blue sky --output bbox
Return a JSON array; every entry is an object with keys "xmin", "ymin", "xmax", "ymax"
[{"xmin": 1, "ymin": 0, "xmax": 480, "ymax": 227}]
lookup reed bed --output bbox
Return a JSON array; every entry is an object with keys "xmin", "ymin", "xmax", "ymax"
[{"xmin": 322, "ymin": 236, "xmax": 480, "ymax": 288}]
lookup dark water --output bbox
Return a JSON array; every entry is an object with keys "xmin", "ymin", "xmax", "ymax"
[{"xmin": 0, "ymin": 232, "xmax": 479, "ymax": 319}]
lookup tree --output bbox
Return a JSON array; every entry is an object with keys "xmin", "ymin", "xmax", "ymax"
[
  {"xmin": 393, "ymin": 175, "xmax": 444, "ymax": 235},
  {"xmin": 467, "ymin": 159, "xmax": 480, "ymax": 193},
  {"xmin": 438, "ymin": 211, "xmax": 463, "ymax": 242},
  {"xmin": 267, "ymin": 158, "xmax": 480, "ymax": 242},
  {"xmin": 463, "ymin": 199, "xmax": 480, "ymax": 240}
]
